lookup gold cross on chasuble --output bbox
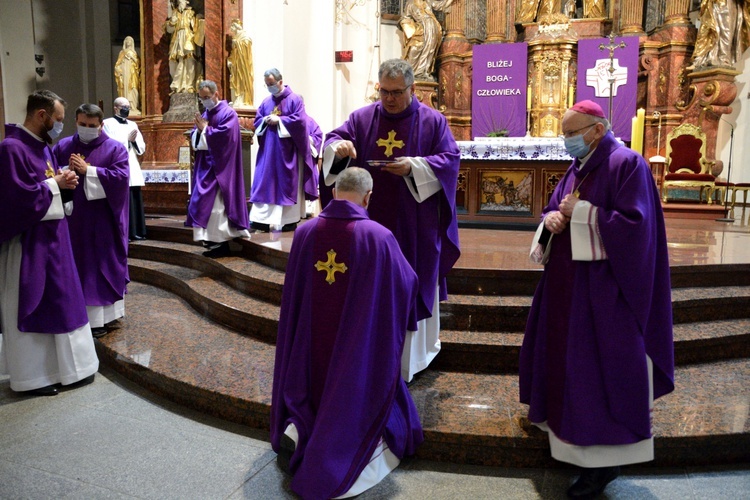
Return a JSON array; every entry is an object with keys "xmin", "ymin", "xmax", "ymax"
[
  {"xmin": 44, "ymin": 160, "xmax": 55, "ymax": 178},
  {"xmin": 315, "ymin": 249, "xmax": 348, "ymax": 284},
  {"xmin": 376, "ymin": 130, "xmax": 405, "ymax": 157}
]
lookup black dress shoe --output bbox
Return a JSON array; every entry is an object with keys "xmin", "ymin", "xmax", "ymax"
[
  {"xmin": 202, "ymin": 241, "xmax": 230, "ymax": 258},
  {"xmin": 91, "ymin": 326, "xmax": 109, "ymax": 338},
  {"xmin": 133, "ymin": 235, "xmax": 147, "ymax": 241},
  {"xmin": 24, "ymin": 385, "xmax": 59, "ymax": 396},
  {"xmin": 251, "ymin": 222, "xmax": 270, "ymax": 232},
  {"xmin": 567, "ymin": 466, "xmax": 620, "ymax": 499},
  {"xmin": 276, "ymin": 433, "xmax": 295, "ymax": 475},
  {"xmin": 280, "ymin": 222, "xmax": 298, "ymax": 232},
  {"xmin": 66, "ymin": 374, "xmax": 96, "ymax": 389}
]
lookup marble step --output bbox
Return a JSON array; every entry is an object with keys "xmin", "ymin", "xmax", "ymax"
[
  {"xmin": 436, "ymin": 318, "xmax": 750, "ymax": 373},
  {"xmin": 128, "ymin": 258, "xmax": 279, "ymax": 343},
  {"xmin": 128, "ymin": 251, "xmax": 750, "ymax": 370},
  {"xmin": 98, "ymin": 280, "xmax": 750, "ymax": 468}
]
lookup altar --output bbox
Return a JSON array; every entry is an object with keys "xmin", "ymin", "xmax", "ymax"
[{"xmin": 456, "ymin": 137, "xmax": 572, "ymax": 228}]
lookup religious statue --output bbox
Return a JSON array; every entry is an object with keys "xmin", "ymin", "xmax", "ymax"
[
  {"xmin": 399, "ymin": 0, "xmax": 454, "ymax": 82},
  {"xmin": 565, "ymin": 0, "xmax": 577, "ymax": 19},
  {"xmin": 517, "ymin": 0, "xmax": 561, "ymax": 23},
  {"xmin": 692, "ymin": 0, "xmax": 750, "ymax": 69},
  {"xmin": 114, "ymin": 36, "xmax": 141, "ymax": 115},
  {"xmin": 583, "ymin": 0, "xmax": 606, "ymax": 18},
  {"xmin": 227, "ymin": 19, "xmax": 254, "ymax": 108},
  {"xmin": 163, "ymin": 0, "xmax": 205, "ymax": 94}
]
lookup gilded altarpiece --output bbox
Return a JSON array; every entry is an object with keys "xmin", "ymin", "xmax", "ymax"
[{"xmin": 528, "ymin": 31, "xmax": 577, "ymax": 138}]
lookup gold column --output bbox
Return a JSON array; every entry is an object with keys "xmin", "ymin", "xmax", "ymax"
[
  {"xmin": 620, "ymin": 0, "xmax": 645, "ymax": 34},
  {"xmin": 486, "ymin": 0, "xmax": 508, "ymax": 43},
  {"xmin": 664, "ymin": 0, "xmax": 691, "ymax": 25},
  {"xmin": 445, "ymin": 0, "xmax": 466, "ymax": 38}
]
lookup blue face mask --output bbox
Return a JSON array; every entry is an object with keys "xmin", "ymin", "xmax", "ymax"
[
  {"xmin": 48, "ymin": 120, "xmax": 64, "ymax": 140},
  {"xmin": 267, "ymin": 85, "xmax": 281, "ymax": 95},
  {"xmin": 77, "ymin": 125, "xmax": 100, "ymax": 143},
  {"xmin": 563, "ymin": 125, "xmax": 595, "ymax": 158}
]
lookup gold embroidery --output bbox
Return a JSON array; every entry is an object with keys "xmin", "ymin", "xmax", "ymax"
[
  {"xmin": 271, "ymin": 106, "xmax": 282, "ymax": 116},
  {"xmin": 315, "ymin": 249, "xmax": 348, "ymax": 284},
  {"xmin": 376, "ymin": 130, "xmax": 405, "ymax": 157},
  {"xmin": 44, "ymin": 160, "xmax": 55, "ymax": 178}
]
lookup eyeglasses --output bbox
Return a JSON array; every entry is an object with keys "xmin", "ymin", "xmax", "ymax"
[
  {"xmin": 560, "ymin": 123, "xmax": 595, "ymax": 139},
  {"xmin": 378, "ymin": 86, "xmax": 410, "ymax": 99},
  {"xmin": 117, "ymin": 106, "xmax": 130, "ymax": 111}
]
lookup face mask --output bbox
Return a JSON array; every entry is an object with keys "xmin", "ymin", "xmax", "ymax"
[
  {"xmin": 267, "ymin": 85, "xmax": 281, "ymax": 95},
  {"xmin": 48, "ymin": 119, "xmax": 64, "ymax": 140},
  {"xmin": 77, "ymin": 125, "xmax": 100, "ymax": 143},
  {"xmin": 201, "ymin": 98, "xmax": 216, "ymax": 111},
  {"xmin": 118, "ymin": 108, "xmax": 130, "ymax": 119},
  {"xmin": 563, "ymin": 125, "xmax": 595, "ymax": 158}
]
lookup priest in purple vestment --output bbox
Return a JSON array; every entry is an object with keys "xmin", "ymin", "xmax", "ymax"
[
  {"xmin": 0, "ymin": 90, "xmax": 99, "ymax": 397},
  {"xmin": 249, "ymin": 68, "xmax": 317, "ymax": 232},
  {"xmin": 53, "ymin": 103, "xmax": 130, "ymax": 338},
  {"xmin": 322, "ymin": 58, "xmax": 461, "ymax": 383},
  {"xmin": 520, "ymin": 100, "xmax": 674, "ymax": 499},
  {"xmin": 271, "ymin": 167, "xmax": 423, "ymax": 499},
  {"xmin": 186, "ymin": 80, "xmax": 250, "ymax": 258}
]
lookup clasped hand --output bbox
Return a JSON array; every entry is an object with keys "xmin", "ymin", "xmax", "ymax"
[
  {"xmin": 545, "ymin": 194, "xmax": 579, "ymax": 234},
  {"xmin": 68, "ymin": 153, "xmax": 87, "ymax": 175},
  {"xmin": 55, "ymin": 168, "xmax": 78, "ymax": 190}
]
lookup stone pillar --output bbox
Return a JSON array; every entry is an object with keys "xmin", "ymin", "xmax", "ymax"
[
  {"xmin": 437, "ymin": 0, "xmax": 472, "ymax": 140},
  {"xmin": 664, "ymin": 0, "xmax": 691, "ymax": 25},
  {"xmin": 445, "ymin": 0, "xmax": 466, "ymax": 39},
  {"xmin": 620, "ymin": 0, "xmax": 645, "ymax": 34},
  {"xmin": 486, "ymin": 0, "xmax": 509, "ymax": 43}
]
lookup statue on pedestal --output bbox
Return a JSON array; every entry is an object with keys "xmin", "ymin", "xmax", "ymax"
[
  {"xmin": 583, "ymin": 0, "xmax": 606, "ymax": 18},
  {"xmin": 692, "ymin": 0, "xmax": 750, "ymax": 69},
  {"xmin": 517, "ymin": 0, "xmax": 561, "ymax": 23},
  {"xmin": 114, "ymin": 36, "xmax": 141, "ymax": 115},
  {"xmin": 227, "ymin": 19, "xmax": 254, "ymax": 108},
  {"xmin": 163, "ymin": 0, "xmax": 205, "ymax": 94},
  {"xmin": 399, "ymin": 0, "xmax": 454, "ymax": 82}
]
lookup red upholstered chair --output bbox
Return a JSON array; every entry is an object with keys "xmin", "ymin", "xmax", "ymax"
[{"xmin": 662, "ymin": 123, "xmax": 716, "ymax": 204}]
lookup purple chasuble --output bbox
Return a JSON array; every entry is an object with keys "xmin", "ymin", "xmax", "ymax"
[
  {"xmin": 519, "ymin": 132, "xmax": 674, "ymax": 446},
  {"xmin": 185, "ymin": 100, "xmax": 249, "ymax": 231},
  {"xmin": 53, "ymin": 132, "xmax": 130, "ymax": 306},
  {"xmin": 325, "ymin": 98, "xmax": 461, "ymax": 326},
  {"xmin": 250, "ymin": 86, "xmax": 317, "ymax": 205},
  {"xmin": 0, "ymin": 124, "xmax": 88, "ymax": 333},
  {"xmin": 271, "ymin": 200, "xmax": 423, "ymax": 500}
]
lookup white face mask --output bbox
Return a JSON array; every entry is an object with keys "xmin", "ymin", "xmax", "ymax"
[
  {"xmin": 77, "ymin": 125, "xmax": 100, "ymax": 143},
  {"xmin": 201, "ymin": 98, "xmax": 217, "ymax": 111}
]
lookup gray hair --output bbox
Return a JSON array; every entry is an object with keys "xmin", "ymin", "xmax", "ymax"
[
  {"xmin": 264, "ymin": 68, "xmax": 283, "ymax": 81},
  {"xmin": 335, "ymin": 167, "xmax": 373, "ymax": 196},
  {"xmin": 592, "ymin": 115, "xmax": 612, "ymax": 131},
  {"xmin": 113, "ymin": 97, "xmax": 130, "ymax": 108},
  {"xmin": 198, "ymin": 80, "xmax": 218, "ymax": 94},
  {"xmin": 379, "ymin": 59, "xmax": 414, "ymax": 86}
]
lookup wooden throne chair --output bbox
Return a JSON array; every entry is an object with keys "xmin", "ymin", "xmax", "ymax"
[{"xmin": 662, "ymin": 123, "xmax": 716, "ymax": 204}]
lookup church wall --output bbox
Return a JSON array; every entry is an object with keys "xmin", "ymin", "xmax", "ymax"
[
  {"xmin": 0, "ymin": 0, "xmax": 113, "ymax": 136},
  {"xmin": 719, "ymin": 49, "xmax": 750, "ymax": 184},
  {"xmin": 0, "ymin": 1, "xmax": 38, "ymax": 124}
]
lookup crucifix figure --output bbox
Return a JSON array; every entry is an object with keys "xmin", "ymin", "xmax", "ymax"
[{"xmin": 598, "ymin": 33, "xmax": 627, "ymax": 122}]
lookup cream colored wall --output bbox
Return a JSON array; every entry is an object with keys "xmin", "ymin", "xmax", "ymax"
[
  {"xmin": 0, "ymin": 0, "xmax": 112, "ymax": 135},
  {"xmin": 242, "ymin": 1, "xmax": 402, "ymax": 134},
  {"xmin": 718, "ymin": 49, "xmax": 750, "ymax": 184},
  {"xmin": 0, "ymin": 0, "xmax": 37, "ymax": 124}
]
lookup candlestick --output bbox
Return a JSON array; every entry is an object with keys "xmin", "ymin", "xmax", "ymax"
[{"xmin": 527, "ymin": 85, "xmax": 532, "ymax": 111}]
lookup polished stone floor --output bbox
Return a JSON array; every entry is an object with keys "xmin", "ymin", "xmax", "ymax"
[
  {"xmin": 2, "ymin": 207, "xmax": 749, "ymax": 498},
  {"xmin": 1, "ymin": 367, "xmax": 748, "ymax": 499}
]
